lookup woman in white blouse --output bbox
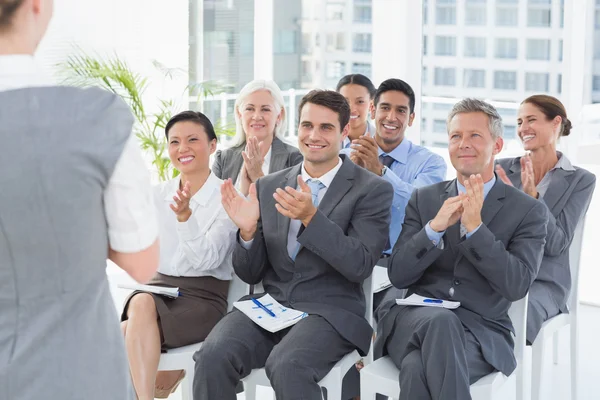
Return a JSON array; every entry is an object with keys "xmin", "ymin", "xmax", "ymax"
[
  {"xmin": 212, "ymin": 79, "xmax": 303, "ymax": 195},
  {"xmin": 121, "ymin": 111, "xmax": 237, "ymax": 399}
]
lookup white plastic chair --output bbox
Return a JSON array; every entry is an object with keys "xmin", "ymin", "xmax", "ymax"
[
  {"xmin": 156, "ymin": 275, "xmax": 248, "ymax": 399},
  {"xmin": 530, "ymin": 216, "xmax": 587, "ymax": 400},
  {"xmin": 242, "ymin": 275, "xmax": 374, "ymax": 400},
  {"xmin": 360, "ymin": 294, "xmax": 529, "ymax": 400}
]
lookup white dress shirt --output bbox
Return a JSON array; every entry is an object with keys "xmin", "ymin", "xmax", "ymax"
[
  {"xmin": 156, "ymin": 172, "xmax": 237, "ymax": 279},
  {"xmin": 0, "ymin": 55, "xmax": 158, "ymax": 253},
  {"xmin": 234, "ymin": 147, "xmax": 272, "ymax": 189},
  {"xmin": 241, "ymin": 157, "xmax": 344, "ymax": 258}
]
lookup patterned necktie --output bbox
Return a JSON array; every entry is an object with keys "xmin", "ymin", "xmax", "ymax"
[
  {"xmin": 290, "ymin": 179, "xmax": 325, "ymax": 260},
  {"xmin": 460, "ymin": 223, "xmax": 468, "ymax": 239},
  {"xmin": 379, "ymin": 154, "xmax": 395, "ymax": 169}
]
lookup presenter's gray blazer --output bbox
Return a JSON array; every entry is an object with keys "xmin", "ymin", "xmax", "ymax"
[
  {"xmin": 497, "ymin": 157, "xmax": 596, "ymax": 321},
  {"xmin": 213, "ymin": 136, "xmax": 303, "ymax": 183},
  {"xmin": 375, "ymin": 176, "xmax": 549, "ymax": 376},
  {"xmin": 232, "ymin": 155, "xmax": 393, "ymax": 355},
  {"xmin": 0, "ymin": 87, "xmax": 136, "ymax": 399}
]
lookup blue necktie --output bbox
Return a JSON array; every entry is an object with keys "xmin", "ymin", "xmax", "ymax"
[{"xmin": 290, "ymin": 179, "xmax": 325, "ymax": 260}]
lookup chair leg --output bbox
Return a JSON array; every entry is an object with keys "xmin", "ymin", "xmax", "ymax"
[
  {"xmin": 181, "ymin": 366, "xmax": 194, "ymax": 400},
  {"xmin": 359, "ymin": 374, "xmax": 379, "ymax": 400},
  {"xmin": 571, "ymin": 318, "xmax": 579, "ymax": 400},
  {"xmin": 244, "ymin": 383, "xmax": 257, "ymax": 400},
  {"xmin": 323, "ymin": 383, "xmax": 342, "ymax": 400},
  {"xmin": 552, "ymin": 330, "xmax": 560, "ymax": 365},
  {"xmin": 531, "ymin": 339, "xmax": 546, "ymax": 400}
]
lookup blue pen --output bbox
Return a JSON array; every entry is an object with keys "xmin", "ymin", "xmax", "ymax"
[
  {"xmin": 252, "ymin": 297, "xmax": 276, "ymax": 317},
  {"xmin": 423, "ymin": 298, "xmax": 443, "ymax": 304}
]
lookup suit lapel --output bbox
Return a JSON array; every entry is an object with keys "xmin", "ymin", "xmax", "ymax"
[
  {"xmin": 278, "ymin": 163, "xmax": 303, "ymax": 245},
  {"xmin": 481, "ymin": 177, "xmax": 505, "ymax": 227},
  {"xmin": 317, "ymin": 157, "xmax": 353, "ymax": 218},
  {"xmin": 269, "ymin": 137, "xmax": 288, "ymax": 174},
  {"xmin": 540, "ymin": 169, "xmax": 572, "ymax": 212},
  {"xmin": 228, "ymin": 146, "xmax": 245, "ymax": 183},
  {"xmin": 507, "ymin": 159, "xmax": 522, "ymax": 189}
]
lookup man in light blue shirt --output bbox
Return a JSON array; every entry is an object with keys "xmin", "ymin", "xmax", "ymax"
[{"xmin": 342, "ymin": 78, "xmax": 447, "ymax": 256}]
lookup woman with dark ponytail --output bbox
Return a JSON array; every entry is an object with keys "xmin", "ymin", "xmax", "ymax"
[{"xmin": 496, "ymin": 95, "xmax": 596, "ymax": 344}]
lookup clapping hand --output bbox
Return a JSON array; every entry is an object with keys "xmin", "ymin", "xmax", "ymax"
[
  {"xmin": 170, "ymin": 181, "xmax": 192, "ymax": 222},
  {"xmin": 273, "ymin": 176, "xmax": 318, "ymax": 226},
  {"xmin": 430, "ymin": 195, "xmax": 464, "ymax": 232},
  {"xmin": 221, "ymin": 178, "xmax": 260, "ymax": 240},
  {"xmin": 350, "ymin": 136, "xmax": 383, "ymax": 176},
  {"xmin": 242, "ymin": 136, "xmax": 265, "ymax": 182},
  {"xmin": 461, "ymin": 174, "xmax": 484, "ymax": 233},
  {"xmin": 520, "ymin": 155, "xmax": 538, "ymax": 199}
]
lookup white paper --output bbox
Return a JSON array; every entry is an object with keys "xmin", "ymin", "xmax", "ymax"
[
  {"xmin": 372, "ymin": 265, "xmax": 392, "ymax": 294},
  {"xmin": 396, "ymin": 294, "xmax": 460, "ymax": 309},
  {"xmin": 233, "ymin": 294, "xmax": 308, "ymax": 333},
  {"xmin": 117, "ymin": 283, "xmax": 179, "ymax": 299}
]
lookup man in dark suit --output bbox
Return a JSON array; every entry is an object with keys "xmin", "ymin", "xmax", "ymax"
[
  {"xmin": 374, "ymin": 98, "xmax": 549, "ymax": 400},
  {"xmin": 193, "ymin": 90, "xmax": 393, "ymax": 400}
]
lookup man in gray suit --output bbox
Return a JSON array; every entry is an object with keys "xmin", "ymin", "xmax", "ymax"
[
  {"xmin": 374, "ymin": 98, "xmax": 549, "ymax": 400},
  {"xmin": 193, "ymin": 90, "xmax": 393, "ymax": 400}
]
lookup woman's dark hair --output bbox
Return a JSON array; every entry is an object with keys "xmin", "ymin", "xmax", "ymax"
[
  {"xmin": 165, "ymin": 111, "xmax": 217, "ymax": 141},
  {"xmin": 373, "ymin": 78, "xmax": 416, "ymax": 114},
  {"xmin": 522, "ymin": 95, "xmax": 572, "ymax": 137},
  {"xmin": 0, "ymin": 0, "xmax": 24, "ymax": 30},
  {"xmin": 298, "ymin": 90, "xmax": 350, "ymax": 130},
  {"xmin": 335, "ymin": 74, "xmax": 376, "ymax": 98}
]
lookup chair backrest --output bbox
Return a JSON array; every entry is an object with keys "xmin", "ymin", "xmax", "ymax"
[
  {"xmin": 508, "ymin": 294, "xmax": 528, "ymax": 367},
  {"xmin": 566, "ymin": 215, "xmax": 587, "ymax": 313},
  {"xmin": 227, "ymin": 274, "xmax": 249, "ymax": 312}
]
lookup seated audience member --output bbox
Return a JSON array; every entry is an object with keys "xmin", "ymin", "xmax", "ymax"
[
  {"xmin": 120, "ymin": 111, "xmax": 237, "ymax": 400},
  {"xmin": 336, "ymin": 73, "xmax": 377, "ymax": 148},
  {"xmin": 374, "ymin": 98, "xmax": 549, "ymax": 400},
  {"xmin": 193, "ymin": 90, "xmax": 393, "ymax": 400},
  {"xmin": 496, "ymin": 95, "xmax": 596, "ymax": 344},
  {"xmin": 212, "ymin": 79, "xmax": 303, "ymax": 195}
]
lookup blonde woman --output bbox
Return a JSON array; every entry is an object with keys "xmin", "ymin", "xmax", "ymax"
[{"xmin": 212, "ymin": 79, "xmax": 303, "ymax": 195}]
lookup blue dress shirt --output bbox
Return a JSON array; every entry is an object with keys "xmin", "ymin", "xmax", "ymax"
[{"xmin": 341, "ymin": 138, "xmax": 447, "ymax": 254}]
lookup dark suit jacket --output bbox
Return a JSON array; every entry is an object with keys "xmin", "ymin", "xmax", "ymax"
[
  {"xmin": 497, "ymin": 157, "xmax": 596, "ymax": 313},
  {"xmin": 212, "ymin": 136, "xmax": 303, "ymax": 183},
  {"xmin": 232, "ymin": 156, "xmax": 393, "ymax": 355},
  {"xmin": 375, "ymin": 176, "xmax": 549, "ymax": 376}
]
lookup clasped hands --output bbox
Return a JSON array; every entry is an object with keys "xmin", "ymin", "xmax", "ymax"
[
  {"xmin": 430, "ymin": 174, "xmax": 484, "ymax": 234},
  {"xmin": 495, "ymin": 154, "xmax": 538, "ymax": 199},
  {"xmin": 221, "ymin": 175, "xmax": 318, "ymax": 241}
]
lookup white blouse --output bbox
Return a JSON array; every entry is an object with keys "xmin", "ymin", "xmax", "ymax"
[
  {"xmin": 155, "ymin": 172, "xmax": 237, "ymax": 280},
  {"xmin": 0, "ymin": 55, "xmax": 158, "ymax": 253},
  {"xmin": 234, "ymin": 147, "xmax": 272, "ymax": 189}
]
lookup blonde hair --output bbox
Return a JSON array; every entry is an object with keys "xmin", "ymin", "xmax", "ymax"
[{"xmin": 230, "ymin": 79, "xmax": 287, "ymax": 147}]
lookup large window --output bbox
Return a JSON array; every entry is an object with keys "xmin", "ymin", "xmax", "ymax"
[
  {"xmin": 352, "ymin": 62, "xmax": 372, "ymax": 76},
  {"xmin": 326, "ymin": 1, "xmax": 344, "ymax": 21},
  {"xmin": 495, "ymin": 38, "xmax": 518, "ymax": 59},
  {"xmin": 528, "ymin": 0, "xmax": 552, "ymax": 28},
  {"xmin": 326, "ymin": 61, "xmax": 345, "ymax": 79},
  {"xmin": 526, "ymin": 39, "xmax": 550, "ymax": 60},
  {"xmin": 464, "ymin": 37, "xmax": 486, "ymax": 57},
  {"xmin": 352, "ymin": 33, "xmax": 372, "ymax": 52},
  {"xmin": 274, "ymin": 30, "xmax": 297, "ymax": 54},
  {"xmin": 464, "ymin": 69, "xmax": 486, "ymax": 88},
  {"xmin": 434, "ymin": 67, "xmax": 456, "ymax": 86},
  {"xmin": 465, "ymin": 0, "xmax": 487, "ymax": 26},
  {"xmin": 326, "ymin": 33, "xmax": 346, "ymax": 52},
  {"xmin": 433, "ymin": 119, "xmax": 447, "ymax": 133},
  {"xmin": 593, "ymin": 75, "xmax": 600, "ymax": 92},
  {"xmin": 436, "ymin": 0, "xmax": 457, "ymax": 25},
  {"xmin": 525, "ymin": 72, "xmax": 549, "ymax": 91},
  {"xmin": 496, "ymin": 6, "xmax": 518, "ymax": 26},
  {"xmin": 353, "ymin": 0, "xmax": 372, "ymax": 23},
  {"xmin": 494, "ymin": 70, "xmax": 517, "ymax": 90},
  {"xmin": 435, "ymin": 36, "xmax": 457, "ymax": 56}
]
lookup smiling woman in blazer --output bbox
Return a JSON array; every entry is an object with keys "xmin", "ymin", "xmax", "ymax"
[
  {"xmin": 212, "ymin": 79, "xmax": 303, "ymax": 195},
  {"xmin": 496, "ymin": 94, "xmax": 596, "ymax": 344}
]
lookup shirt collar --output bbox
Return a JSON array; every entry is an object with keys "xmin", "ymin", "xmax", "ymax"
[
  {"xmin": 456, "ymin": 175, "xmax": 497, "ymax": 199},
  {"xmin": 553, "ymin": 151, "xmax": 575, "ymax": 172},
  {"xmin": 300, "ymin": 157, "xmax": 343, "ymax": 188},
  {"xmin": 377, "ymin": 137, "xmax": 411, "ymax": 165},
  {"xmin": 0, "ymin": 55, "xmax": 53, "ymax": 92},
  {"xmin": 163, "ymin": 171, "xmax": 220, "ymax": 206}
]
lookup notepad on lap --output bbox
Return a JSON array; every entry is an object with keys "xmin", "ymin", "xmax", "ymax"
[
  {"xmin": 117, "ymin": 283, "xmax": 180, "ymax": 299},
  {"xmin": 234, "ymin": 294, "xmax": 308, "ymax": 333},
  {"xmin": 396, "ymin": 294, "xmax": 460, "ymax": 309}
]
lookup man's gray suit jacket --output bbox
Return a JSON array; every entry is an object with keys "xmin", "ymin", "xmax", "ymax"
[
  {"xmin": 375, "ymin": 176, "xmax": 549, "ymax": 376},
  {"xmin": 232, "ymin": 155, "xmax": 393, "ymax": 355},
  {"xmin": 497, "ymin": 157, "xmax": 596, "ymax": 314},
  {"xmin": 212, "ymin": 136, "xmax": 303, "ymax": 183}
]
